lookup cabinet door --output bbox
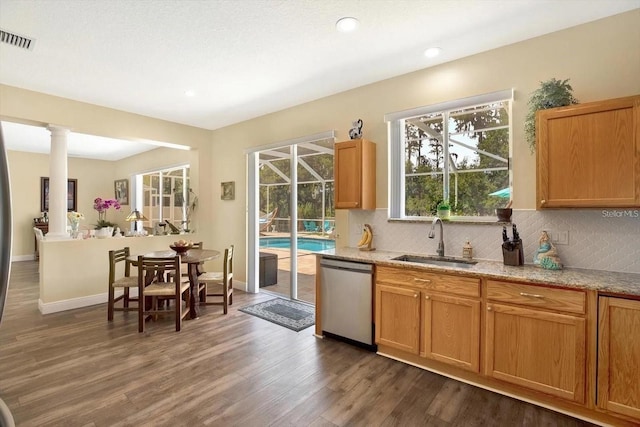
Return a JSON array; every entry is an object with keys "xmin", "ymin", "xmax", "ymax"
[
  {"xmin": 421, "ymin": 293, "xmax": 480, "ymax": 372},
  {"xmin": 375, "ymin": 284, "xmax": 420, "ymax": 354},
  {"xmin": 537, "ymin": 96, "xmax": 640, "ymax": 208},
  {"xmin": 334, "ymin": 139, "xmax": 376, "ymax": 209},
  {"xmin": 486, "ymin": 303, "xmax": 586, "ymax": 403},
  {"xmin": 598, "ymin": 297, "xmax": 640, "ymax": 419},
  {"xmin": 335, "ymin": 140, "xmax": 362, "ymax": 209}
]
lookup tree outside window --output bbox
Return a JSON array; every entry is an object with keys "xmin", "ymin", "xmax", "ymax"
[{"xmin": 403, "ymin": 100, "xmax": 510, "ymax": 217}]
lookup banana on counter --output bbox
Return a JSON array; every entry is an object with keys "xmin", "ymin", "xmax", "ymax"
[{"xmin": 357, "ymin": 223, "xmax": 375, "ymax": 251}]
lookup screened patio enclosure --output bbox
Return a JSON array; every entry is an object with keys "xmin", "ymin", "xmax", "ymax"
[
  {"xmin": 258, "ymin": 139, "xmax": 335, "ymax": 234},
  {"xmin": 256, "ymin": 137, "xmax": 335, "ymax": 304}
]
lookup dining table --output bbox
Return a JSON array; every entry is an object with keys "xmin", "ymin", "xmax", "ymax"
[{"xmin": 128, "ymin": 248, "xmax": 220, "ymax": 319}]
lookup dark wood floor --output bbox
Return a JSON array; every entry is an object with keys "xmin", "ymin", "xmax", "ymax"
[{"xmin": 0, "ymin": 261, "xmax": 598, "ymax": 426}]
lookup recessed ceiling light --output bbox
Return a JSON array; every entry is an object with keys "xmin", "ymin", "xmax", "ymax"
[
  {"xmin": 184, "ymin": 90, "xmax": 196, "ymax": 97},
  {"xmin": 424, "ymin": 47, "xmax": 442, "ymax": 58},
  {"xmin": 336, "ymin": 17, "xmax": 359, "ymax": 33}
]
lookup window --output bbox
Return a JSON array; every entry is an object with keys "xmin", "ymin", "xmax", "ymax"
[
  {"xmin": 386, "ymin": 89, "xmax": 513, "ymax": 219},
  {"xmin": 139, "ymin": 165, "xmax": 190, "ymax": 229}
]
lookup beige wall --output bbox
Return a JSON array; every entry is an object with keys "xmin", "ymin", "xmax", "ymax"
[
  {"xmin": 207, "ymin": 11, "xmax": 640, "ymax": 281},
  {"xmin": 2, "ymin": 11, "xmax": 639, "ymax": 283},
  {"xmin": 7, "ymin": 150, "xmax": 117, "ymax": 256},
  {"xmin": 1, "ymin": 87, "xmax": 211, "ymax": 259},
  {"xmin": 7, "ymin": 146, "xmax": 201, "ymax": 259}
]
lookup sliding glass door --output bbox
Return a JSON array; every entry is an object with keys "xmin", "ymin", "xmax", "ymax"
[{"xmin": 251, "ymin": 135, "xmax": 335, "ymax": 304}]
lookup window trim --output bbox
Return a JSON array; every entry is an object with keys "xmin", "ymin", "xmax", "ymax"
[
  {"xmin": 136, "ymin": 163, "xmax": 191, "ymax": 228},
  {"xmin": 386, "ymin": 89, "xmax": 514, "ymax": 219}
]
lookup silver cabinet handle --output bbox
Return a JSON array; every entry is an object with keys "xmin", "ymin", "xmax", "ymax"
[
  {"xmin": 425, "ymin": 295, "xmax": 430, "ymax": 300},
  {"xmin": 413, "ymin": 278, "xmax": 432, "ymax": 283},
  {"xmin": 520, "ymin": 292, "xmax": 544, "ymax": 299},
  {"xmin": 413, "ymin": 293, "xmax": 418, "ymax": 298},
  {"xmin": 487, "ymin": 305, "xmax": 492, "ymax": 311}
]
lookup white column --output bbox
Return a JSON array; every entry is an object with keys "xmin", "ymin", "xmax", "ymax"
[{"xmin": 46, "ymin": 125, "xmax": 70, "ymax": 239}]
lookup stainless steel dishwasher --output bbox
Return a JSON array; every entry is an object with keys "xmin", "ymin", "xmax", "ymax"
[{"xmin": 320, "ymin": 257, "xmax": 375, "ymax": 350}]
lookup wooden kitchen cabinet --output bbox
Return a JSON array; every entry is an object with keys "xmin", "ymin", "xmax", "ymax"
[
  {"xmin": 485, "ymin": 280, "xmax": 587, "ymax": 403},
  {"xmin": 375, "ymin": 266, "xmax": 481, "ymax": 371},
  {"xmin": 421, "ymin": 292, "xmax": 481, "ymax": 372},
  {"xmin": 375, "ymin": 283, "xmax": 420, "ymax": 354},
  {"xmin": 334, "ymin": 138, "xmax": 376, "ymax": 209},
  {"xmin": 536, "ymin": 95, "xmax": 640, "ymax": 208},
  {"xmin": 597, "ymin": 296, "xmax": 640, "ymax": 419}
]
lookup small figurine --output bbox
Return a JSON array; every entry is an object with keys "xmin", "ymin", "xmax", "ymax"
[
  {"xmin": 349, "ymin": 119, "xmax": 363, "ymax": 139},
  {"xmin": 533, "ymin": 231, "xmax": 562, "ymax": 270}
]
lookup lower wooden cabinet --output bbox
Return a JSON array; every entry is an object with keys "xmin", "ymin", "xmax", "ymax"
[
  {"xmin": 375, "ymin": 284, "xmax": 420, "ymax": 354},
  {"xmin": 421, "ymin": 293, "xmax": 480, "ymax": 372},
  {"xmin": 597, "ymin": 296, "xmax": 640, "ymax": 419},
  {"xmin": 373, "ymin": 266, "xmax": 639, "ymax": 425},
  {"xmin": 375, "ymin": 266, "xmax": 481, "ymax": 372},
  {"xmin": 485, "ymin": 302, "xmax": 586, "ymax": 403}
]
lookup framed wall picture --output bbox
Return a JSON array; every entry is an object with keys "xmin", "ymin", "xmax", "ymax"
[
  {"xmin": 41, "ymin": 177, "xmax": 77, "ymax": 212},
  {"xmin": 114, "ymin": 179, "xmax": 129, "ymax": 205},
  {"xmin": 221, "ymin": 181, "xmax": 235, "ymax": 200}
]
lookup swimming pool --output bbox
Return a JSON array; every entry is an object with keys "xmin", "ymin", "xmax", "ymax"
[{"xmin": 260, "ymin": 237, "xmax": 335, "ymax": 252}]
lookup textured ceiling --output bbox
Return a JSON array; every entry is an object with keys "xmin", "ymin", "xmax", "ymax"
[{"xmin": 0, "ymin": 0, "xmax": 638, "ymax": 158}]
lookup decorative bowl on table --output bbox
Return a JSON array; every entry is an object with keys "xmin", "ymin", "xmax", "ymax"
[{"xmin": 170, "ymin": 244, "xmax": 192, "ymax": 254}]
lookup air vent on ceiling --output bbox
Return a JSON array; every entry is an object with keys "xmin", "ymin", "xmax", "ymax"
[{"xmin": 0, "ymin": 29, "xmax": 35, "ymax": 51}]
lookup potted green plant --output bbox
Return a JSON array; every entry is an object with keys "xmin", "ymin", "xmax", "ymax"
[
  {"xmin": 436, "ymin": 201, "xmax": 450, "ymax": 220},
  {"xmin": 525, "ymin": 78, "xmax": 578, "ymax": 152}
]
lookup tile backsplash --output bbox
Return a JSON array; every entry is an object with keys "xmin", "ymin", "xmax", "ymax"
[{"xmin": 348, "ymin": 208, "xmax": 640, "ymax": 274}]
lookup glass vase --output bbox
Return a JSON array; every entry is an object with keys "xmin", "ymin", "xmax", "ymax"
[{"xmin": 70, "ymin": 222, "xmax": 80, "ymax": 238}]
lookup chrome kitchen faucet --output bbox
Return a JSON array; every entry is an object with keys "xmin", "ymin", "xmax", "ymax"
[{"xmin": 429, "ymin": 217, "xmax": 445, "ymax": 257}]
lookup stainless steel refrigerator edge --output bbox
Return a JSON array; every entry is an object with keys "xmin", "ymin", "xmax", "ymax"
[{"xmin": 0, "ymin": 125, "xmax": 16, "ymax": 426}]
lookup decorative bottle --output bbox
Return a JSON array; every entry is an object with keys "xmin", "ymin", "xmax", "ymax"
[{"xmin": 462, "ymin": 240, "xmax": 473, "ymax": 260}]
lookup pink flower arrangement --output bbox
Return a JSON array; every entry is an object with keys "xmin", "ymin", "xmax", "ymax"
[
  {"xmin": 94, "ymin": 197, "xmax": 121, "ymax": 214},
  {"xmin": 94, "ymin": 197, "xmax": 121, "ymax": 227}
]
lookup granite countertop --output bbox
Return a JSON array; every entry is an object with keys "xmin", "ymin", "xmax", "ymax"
[{"xmin": 317, "ymin": 247, "xmax": 640, "ymax": 297}]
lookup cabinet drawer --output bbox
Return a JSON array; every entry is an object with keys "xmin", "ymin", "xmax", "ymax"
[
  {"xmin": 377, "ymin": 266, "xmax": 480, "ymax": 298},
  {"xmin": 486, "ymin": 280, "xmax": 585, "ymax": 314}
]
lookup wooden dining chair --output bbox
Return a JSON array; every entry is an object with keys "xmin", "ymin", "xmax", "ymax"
[
  {"xmin": 107, "ymin": 247, "xmax": 139, "ymax": 321},
  {"xmin": 197, "ymin": 245, "xmax": 234, "ymax": 314},
  {"xmin": 137, "ymin": 255, "xmax": 190, "ymax": 332}
]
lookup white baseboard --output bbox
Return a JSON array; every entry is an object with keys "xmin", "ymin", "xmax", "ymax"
[
  {"xmin": 37, "ymin": 282, "xmax": 248, "ymax": 315},
  {"xmin": 39, "ymin": 294, "xmax": 105, "ymax": 314},
  {"xmin": 11, "ymin": 254, "xmax": 35, "ymax": 262},
  {"xmin": 38, "ymin": 289, "xmax": 138, "ymax": 314}
]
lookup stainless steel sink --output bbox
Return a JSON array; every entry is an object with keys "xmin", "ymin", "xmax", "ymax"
[{"xmin": 391, "ymin": 254, "xmax": 477, "ymax": 269}]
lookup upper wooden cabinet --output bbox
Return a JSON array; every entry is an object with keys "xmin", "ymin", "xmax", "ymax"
[
  {"xmin": 334, "ymin": 138, "xmax": 376, "ymax": 209},
  {"xmin": 536, "ymin": 95, "xmax": 640, "ymax": 208}
]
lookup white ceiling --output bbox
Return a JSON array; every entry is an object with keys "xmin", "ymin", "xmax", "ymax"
[
  {"xmin": 1, "ymin": 0, "xmax": 638, "ymax": 159},
  {"xmin": 0, "ymin": 121, "xmax": 186, "ymax": 161}
]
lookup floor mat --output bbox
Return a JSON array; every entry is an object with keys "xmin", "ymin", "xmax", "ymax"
[{"xmin": 239, "ymin": 298, "xmax": 315, "ymax": 332}]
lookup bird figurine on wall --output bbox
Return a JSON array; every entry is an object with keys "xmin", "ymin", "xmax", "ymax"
[{"xmin": 349, "ymin": 119, "xmax": 363, "ymax": 139}]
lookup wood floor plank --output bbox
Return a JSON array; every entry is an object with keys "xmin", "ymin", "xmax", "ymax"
[
  {"xmin": 380, "ymin": 373, "xmax": 449, "ymax": 426},
  {"xmin": 0, "ymin": 261, "xmax": 599, "ymax": 426}
]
